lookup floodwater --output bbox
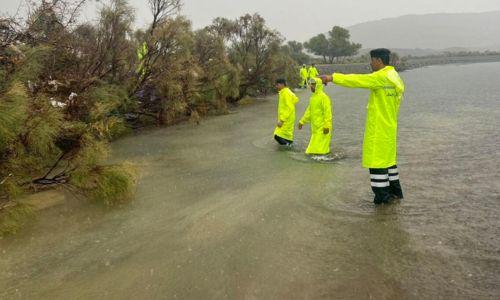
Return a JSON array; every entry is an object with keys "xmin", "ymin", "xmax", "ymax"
[{"xmin": 1, "ymin": 63, "xmax": 499, "ymax": 299}]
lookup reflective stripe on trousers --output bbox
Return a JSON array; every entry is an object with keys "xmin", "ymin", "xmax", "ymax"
[{"xmin": 369, "ymin": 165, "xmax": 403, "ymax": 203}]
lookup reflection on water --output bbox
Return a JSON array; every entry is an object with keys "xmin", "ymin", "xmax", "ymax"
[
  {"xmin": 1, "ymin": 63, "xmax": 499, "ymax": 299},
  {"xmin": 252, "ymin": 136, "xmax": 347, "ymax": 163}
]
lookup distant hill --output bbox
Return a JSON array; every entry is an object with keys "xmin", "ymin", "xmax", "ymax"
[{"xmin": 348, "ymin": 11, "xmax": 500, "ymax": 51}]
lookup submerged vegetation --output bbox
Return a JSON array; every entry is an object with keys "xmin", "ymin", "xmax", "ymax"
[
  {"xmin": 0, "ymin": 0, "xmax": 305, "ymax": 234},
  {"xmin": 0, "ymin": 202, "xmax": 35, "ymax": 236},
  {"xmin": 0, "ymin": 0, "xmax": 371, "ymax": 235}
]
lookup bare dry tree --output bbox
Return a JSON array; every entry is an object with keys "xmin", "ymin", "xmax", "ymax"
[
  {"xmin": 25, "ymin": 0, "xmax": 88, "ymax": 27},
  {"xmin": 127, "ymin": 0, "xmax": 182, "ymax": 96},
  {"xmin": 0, "ymin": 18, "xmax": 19, "ymax": 48},
  {"xmin": 148, "ymin": 0, "xmax": 182, "ymax": 34}
]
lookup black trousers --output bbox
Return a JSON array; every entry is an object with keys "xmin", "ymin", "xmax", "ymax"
[
  {"xmin": 274, "ymin": 135, "xmax": 293, "ymax": 146},
  {"xmin": 369, "ymin": 165, "xmax": 404, "ymax": 204}
]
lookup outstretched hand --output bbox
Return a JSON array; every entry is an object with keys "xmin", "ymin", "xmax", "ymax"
[
  {"xmin": 319, "ymin": 75, "xmax": 333, "ymax": 85},
  {"xmin": 298, "ymin": 123, "xmax": 303, "ymax": 130}
]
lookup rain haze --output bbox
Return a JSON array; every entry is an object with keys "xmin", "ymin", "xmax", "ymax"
[
  {"xmin": 4, "ymin": 0, "xmax": 500, "ymax": 42},
  {"xmin": 1, "ymin": 0, "xmax": 500, "ymax": 299}
]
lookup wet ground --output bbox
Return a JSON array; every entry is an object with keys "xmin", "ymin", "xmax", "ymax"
[{"xmin": 1, "ymin": 62, "xmax": 499, "ymax": 299}]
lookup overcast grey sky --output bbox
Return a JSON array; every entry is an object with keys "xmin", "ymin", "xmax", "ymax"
[{"xmin": 4, "ymin": 0, "xmax": 500, "ymax": 42}]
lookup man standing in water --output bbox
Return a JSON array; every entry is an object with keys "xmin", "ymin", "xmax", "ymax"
[
  {"xmin": 308, "ymin": 63, "xmax": 319, "ymax": 80},
  {"xmin": 298, "ymin": 78, "xmax": 333, "ymax": 156},
  {"xmin": 274, "ymin": 78, "xmax": 299, "ymax": 146},
  {"xmin": 321, "ymin": 49, "xmax": 405, "ymax": 204},
  {"xmin": 300, "ymin": 64, "xmax": 309, "ymax": 88}
]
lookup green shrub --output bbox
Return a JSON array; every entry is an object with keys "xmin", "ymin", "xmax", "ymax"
[
  {"xmin": 71, "ymin": 164, "xmax": 137, "ymax": 206},
  {"xmin": 0, "ymin": 203, "xmax": 35, "ymax": 236}
]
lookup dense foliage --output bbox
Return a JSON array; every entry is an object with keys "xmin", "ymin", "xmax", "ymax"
[
  {"xmin": 305, "ymin": 26, "xmax": 361, "ymax": 63},
  {"xmin": 0, "ymin": 0, "xmax": 304, "ymax": 232}
]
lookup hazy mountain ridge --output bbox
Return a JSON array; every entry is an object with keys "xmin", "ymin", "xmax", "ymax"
[{"xmin": 348, "ymin": 11, "xmax": 500, "ymax": 52}]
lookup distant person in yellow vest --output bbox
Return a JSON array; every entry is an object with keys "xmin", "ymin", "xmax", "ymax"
[
  {"xmin": 274, "ymin": 78, "xmax": 299, "ymax": 146},
  {"xmin": 308, "ymin": 63, "xmax": 319, "ymax": 80},
  {"xmin": 300, "ymin": 65, "xmax": 309, "ymax": 88},
  {"xmin": 136, "ymin": 42, "xmax": 148, "ymax": 77},
  {"xmin": 321, "ymin": 48, "xmax": 405, "ymax": 204},
  {"xmin": 298, "ymin": 77, "xmax": 333, "ymax": 155}
]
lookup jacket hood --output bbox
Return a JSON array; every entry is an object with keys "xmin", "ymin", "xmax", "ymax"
[
  {"xmin": 280, "ymin": 87, "xmax": 299, "ymax": 104},
  {"xmin": 311, "ymin": 77, "xmax": 324, "ymax": 94},
  {"xmin": 386, "ymin": 66, "xmax": 405, "ymax": 95}
]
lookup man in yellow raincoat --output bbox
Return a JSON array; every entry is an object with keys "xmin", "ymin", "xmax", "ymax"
[
  {"xmin": 300, "ymin": 65, "xmax": 309, "ymax": 88},
  {"xmin": 274, "ymin": 78, "xmax": 299, "ymax": 146},
  {"xmin": 308, "ymin": 63, "xmax": 319, "ymax": 80},
  {"xmin": 298, "ymin": 78, "xmax": 333, "ymax": 155},
  {"xmin": 321, "ymin": 48, "xmax": 405, "ymax": 204}
]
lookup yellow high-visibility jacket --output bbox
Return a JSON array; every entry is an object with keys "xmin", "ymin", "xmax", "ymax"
[
  {"xmin": 300, "ymin": 67, "xmax": 309, "ymax": 81},
  {"xmin": 332, "ymin": 66, "xmax": 405, "ymax": 168},
  {"xmin": 274, "ymin": 87, "xmax": 299, "ymax": 141},
  {"xmin": 136, "ymin": 42, "xmax": 148, "ymax": 75},
  {"xmin": 299, "ymin": 78, "xmax": 333, "ymax": 154},
  {"xmin": 308, "ymin": 66, "xmax": 319, "ymax": 79}
]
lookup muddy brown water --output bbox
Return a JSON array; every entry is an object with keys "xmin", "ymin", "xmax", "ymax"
[{"xmin": 1, "ymin": 63, "xmax": 499, "ymax": 299}]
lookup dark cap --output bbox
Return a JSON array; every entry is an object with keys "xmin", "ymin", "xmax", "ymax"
[{"xmin": 275, "ymin": 78, "xmax": 287, "ymax": 85}]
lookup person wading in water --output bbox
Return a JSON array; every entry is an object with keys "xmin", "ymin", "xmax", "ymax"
[{"xmin": 321, "ymin": 48, "xmax": 405, "ymax": 204}]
